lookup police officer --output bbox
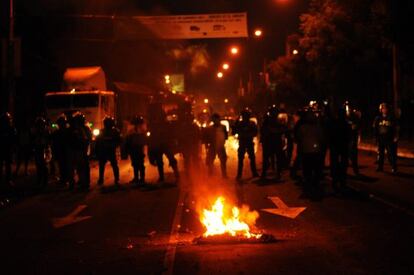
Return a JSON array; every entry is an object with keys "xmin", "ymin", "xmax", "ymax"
[
  {"xmin": 96, "ymin": 116, "xmax": 121, "ymax": 186},
  {"xmin": 125, "ymin": 115, "xmax": 147, "ymax": 185},
  {"xmin": 233, "ymin": 108, "xmax": 259, "ymax": 180},
  {"xmin": 328, "ymin": 108, "xmax": 351, "ymax": 192},
  {"xmin": 69, "ymin": 112, "xmax": 92, "ymax": 190},
  {"xmin": 147, "ymin": 105, "xmax": 180, "ymax": 182},
  {"xmin": 344, "ymin": 101, "xmax": 361, "ymax": 175},
  {"xmin": 295, "ymin": 109, "xmax": 326, "ymax": 197},
  {"xmin": 50, "ymin": 115, "xmax": 71, "ymax": 186},
  {"xmin": 0, "ymin": 112, "xmax": 17, "ymax": 189},
  {"xmin": 204, "ymin": 113, "xmax": 228, "ymax": 178},
  {"xmin": 373, "ymin": 103, "xmax": 398, "ymax": 173},
  {"xmin": 261, "ymin": 105, "xmax": 285, "ymax": 179},
  {"xmin": 31, "ymin": 116, "xmax": 50, "ymax": 188}
]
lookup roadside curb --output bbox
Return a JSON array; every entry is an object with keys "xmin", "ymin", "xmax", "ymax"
[{"xmin": 359, "ymin": 143, "xmax": 414, "ymax": 159}]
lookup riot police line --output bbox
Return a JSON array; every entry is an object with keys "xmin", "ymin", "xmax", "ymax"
[{"xmin": 0, "ymin": 101, "xmax": 399, "ymax": 197}]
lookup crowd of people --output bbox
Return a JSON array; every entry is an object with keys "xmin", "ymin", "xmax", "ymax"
[{"xmin": 0, "ymin": 100, "xmax": 399, "ymax": 198}]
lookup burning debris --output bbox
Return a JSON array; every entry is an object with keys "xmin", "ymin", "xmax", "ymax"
[{"xmin": 194, "ymin": 196, "xmax": 276, "ymax": 244}]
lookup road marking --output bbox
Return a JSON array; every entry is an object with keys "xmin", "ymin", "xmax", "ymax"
[
  {"xmin": 163, "ymin": 189, "xmax": 188, "ymax": 275},
  {"xmin": 52, "ymin": 205, "xmax": 92, "ymax": 229},
  {"xmin": 261, "ymin": 196, "xmax": 306, "ymax": 219}
]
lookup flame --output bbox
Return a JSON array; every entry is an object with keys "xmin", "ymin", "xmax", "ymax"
[{"xmin": 200, "ymin": 197, "xmax": 262, "ymax": 239}]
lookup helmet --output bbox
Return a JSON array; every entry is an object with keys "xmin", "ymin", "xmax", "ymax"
[
  {"xmin": 131, "ymin": 115, "xmax": 145, "ymax": 125},
  {"xmin": 72, "ymin": 111, "xmax": 86, "ymax": 126},
  {"xmin": 103, "ymin": 116, "xmax": 115, "ymax": 129},
  {"xmin": 379, "ymin": 103, "xmax": 388, "ymax": 112},
  {"xmin": 267, "ymin": 105, "xmax": 279, "ymax": 117},
  {"xmin": 240, "ymin": 108, "xmax": 252, "ymax": 120},
  {"xmin": 56, "ymin": 114, "xmax": 67, "ymax": 128}
]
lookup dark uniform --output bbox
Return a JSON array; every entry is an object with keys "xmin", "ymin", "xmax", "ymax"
[
  {"xmin": 203, "ymin": 113, "xmax": 228, "ymax": 178},
  {"xmin": 344, "ymin": 102, "xmax": 361, "ymax": 175},
  {"xmin": 31, "ymin": 117, "xmax": 50, "ymax": 187},
  {"xmin": 261, "ymin": 106, "xmax": 285, "ymax": 179},
  {"xmin": 125, "ymin": 116, "xmax": 147, "ymax": 184},
  {"xmin": 0, "ymin": 113, "xmax": 17, "ymax": 188},
  {"xmin": 233, "ymin": 108, "xmax": 259, "ymax": 179},
  {"xmin": 69, "ymin": 112, "xmax": 92, "ymax": 190},
  {"xmin": 148, "ymin": 107, "xmax": 179, "ymax": 182},
  {"xmin": 373, "ymin": 103, "xmax": 398, "ymax": 173},
  {"xmin": 177, "ymin": 111, "xmax": 201, "ymax": 176},
  {"xmin": 295, "ymin": 110, "xmax": 326, "ymax": 196},
  {"xmin": 96, "ymin": 116, "xmax": 121, "ymax": 186},
  {"xmin": 51, "ymin": 115, "xmax": 71, "ymax": 186},
  {"xmin": 328, "ymin": 109, "xmax": 351, "ymax": 191}
]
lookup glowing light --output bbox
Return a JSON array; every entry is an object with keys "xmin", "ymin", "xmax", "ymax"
[
  {"xmin": 254, "ymin": 29, "xmax": 262, "ymax": 37},
  {"xmin": 224, "ymin": 98, "xmax": 229, "ymax": 103},
  {"xmin": 200, "ymin": 197, "xmax": 262, "ymax": 239},
  {"xmin": 217, "ymin": 72, "xmax": 224, "ymax": 78},
  {"xmin": 292, "ymin": 49, "xmax": 299, "ymax": 55},
  {"xmin": 164, "ymin": 75, "xmax": 170, "ymax": 80},
  {"xmin": 70, "ymin": 89, "xmax": 76, "ymax": 94},
  {"xmin": 204, "ymin": 98, "xmax": 209, "ymax": 104},
  {"xmin": 172, "ymin": 90, "xmax": 177, "ymax": 94},
  {"xmin": 230, "ymin": 46, "xmax": 239, "ymax": 55},
  {"xmin": 222, "ymin": 63, "xmax": 230, "ymax": 70},
  {"xmin": 146, "ymin": 131, "xmax": 151, "ymax": 137},
  {"xmin": 92, "ymin": 129, "xmax": 100, "ymax": 136}
]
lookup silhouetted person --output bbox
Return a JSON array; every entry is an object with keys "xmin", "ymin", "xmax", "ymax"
[
  {"xmin": 328, "ymin": 108, "xmax": 351, "ymax": 192},
  {"xmin": 125, "ymin": 116, "xmax": 147, "ymax": 185},
  {"xmin": 147, "ymin": 104, "xmax": 179, "ymax": 182},
  {"xmin": 261, "ymin": 105, "xmax": 285, "ymax": 179},
  {"xmin": 373, "ymin": 103, "xmax": 398, "ymax": 173},
  {"xmin": 0, "ymin": 112, "xmax": 17, "ymax": 189},
  {"xmin": 31, "ymin": 116, "xmax": 50, "ymax": 188},
  {"xmin": 344, "ymin": 101, "xmax": 361, "ymax": 175},
  {"xmin": 233, "ymin": 108, "xmax": 259, "ymax": 180},
  {"xmin": 51, "ymin": 115, "xmax": 71, "ymax": 186},
  {"xmin": 69, "ymin": 112, "xmax": 91, "ymax": 190},
  {"xmin": 14, "ymin": 119, "xmax": 32, "ymax": 177},
  {"xmin": 204, "ymin": 113, "xmax": 228, "ymax": 178},
  {"xmin": 96, "ymin": 116, "xmax": 121, "ymax": 186},
  {"xmin": 295, "ymin": 109, "xmax": 326, "ymax": 197}
]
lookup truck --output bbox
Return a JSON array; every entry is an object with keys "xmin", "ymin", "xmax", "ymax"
[{"xmin": 45, "ymin": 67, "xmax": 116, "ymax": 139}]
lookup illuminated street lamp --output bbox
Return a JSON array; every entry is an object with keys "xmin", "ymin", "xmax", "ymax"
[
  {"xmin": 292, "ymin": 49, "xmax": 299, "ymax": 55},
  {"xmin": 224, "ymin": 98, "xmax": 229, "ymax": 104},
  {"xmin": 254, "ymin": 29, "xmax": 263, "ymax": 37},
  {"xmin": 222, "ymin": 63, "xmax": 230, "ymax": 70},
  {"xmin": 204, "ymin": 98, "xmax": 209, "ymax": 104},
  {"xmin": 230, "ymin": 46, "xmax": 239, "ymax": 55},
  {"xmin": 217, "ymin": 72, "xmax": 224, "ymax": 78}
]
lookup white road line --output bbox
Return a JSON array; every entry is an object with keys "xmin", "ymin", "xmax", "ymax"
[{"xmin": 163, "ymin": 187, "xmax": 188, "ymax": 275}]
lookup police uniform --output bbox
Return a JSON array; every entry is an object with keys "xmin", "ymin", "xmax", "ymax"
[
  {"xmin": 204, "ymin": 114, "xmax": 228, "ymax": 178},
  {"xmin": 233, "ymin": 110, "xmax": 259, "ymax": 179},
  {"xmin": 373, "ymin": 111, "xmax": 398, "ymax": 172},
  {"xmin": 125, "ymin": 116, "xmax": 147, "ymax": 184},
  {"xmin": 96, "ymin": 117, "xmax": 121, "ymax": 185}
]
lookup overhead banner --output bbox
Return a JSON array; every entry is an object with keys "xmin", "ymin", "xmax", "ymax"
[{"xmin": 115, "ymin": 13, "xmax": 248, "ymax": 40}]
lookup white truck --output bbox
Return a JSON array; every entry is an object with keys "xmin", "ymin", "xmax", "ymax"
[{"xmin": 44, "ymin": 67, "xmax": 116, "ymax": 139}]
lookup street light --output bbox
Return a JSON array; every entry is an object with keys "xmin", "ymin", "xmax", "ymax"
[
  {"xmin": 204, "ymin": 98, "xmax": 209, "ymax": 104},
  {"xmin": 222, "ymin": 63, "xmax": 230, "ymax": 70},
  {"xmin": 217, "ymin": 72, "xmax": 224, "ymax": 78},
  {"xmin": 254, "ymin": 29, "xmax": 263, "ymax": 37},
  {"xmin": 224, "ymin": 98, "xmax": 229, "ymax": 104},
  {"xmin": 230, "ymin": 46, "xmax": 239, "ymax": 55},
  {"xmin": 292, "ymin": 49, "xmax": 299, "ymax": 55}
]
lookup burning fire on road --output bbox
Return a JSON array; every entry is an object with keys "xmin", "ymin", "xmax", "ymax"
[{"xmin": 194, "ymin": 196, "xmax": 276, "ymax": 244}]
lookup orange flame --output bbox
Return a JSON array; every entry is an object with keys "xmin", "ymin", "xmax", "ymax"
[{"xmin": 200, "ymin": 196, "xmax": 262, "ymax": 239}]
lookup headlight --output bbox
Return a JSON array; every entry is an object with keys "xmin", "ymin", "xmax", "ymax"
[{"xmin": 93, "ymin": 128, "xmax": 100, "ymax": 136}]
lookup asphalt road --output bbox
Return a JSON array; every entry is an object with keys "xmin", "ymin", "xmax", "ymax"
[{"xmin": 1, "ymin": 140, "xmax": 414, "ymax": 275}]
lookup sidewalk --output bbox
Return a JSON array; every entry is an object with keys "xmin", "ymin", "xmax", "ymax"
[{"xmin": 359, "ymin": 138, "xmax": 414, "ymax": 159}]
